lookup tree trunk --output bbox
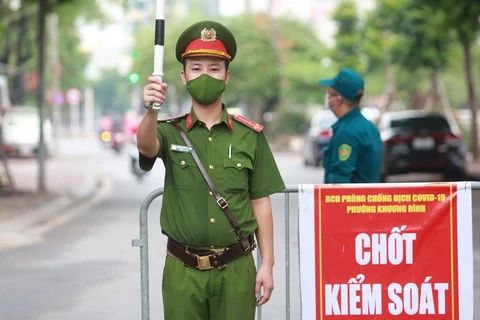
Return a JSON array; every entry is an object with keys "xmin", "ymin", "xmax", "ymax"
[
  {"xmin": 37, "ymin": 0, "xmax": 47, "ymax": 193},
  {"xmin": 462, "ymin": 40, "xmax": 479, "ymax": 160},
  {"xmin": 429, "ymin": 69, "xmax": 441, "ymax": 112},
  {"xmin": 382, "ymin": 63, "xmax": 396, "ymax": 113},
  {"xmin": 0, "ymin": 112, "xmax": 15, "ymax": 193}
]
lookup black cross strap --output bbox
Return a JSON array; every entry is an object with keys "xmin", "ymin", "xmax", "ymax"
[{"xmin": 172, "ymin": 123, "xmax": 246, "ymax": 241}]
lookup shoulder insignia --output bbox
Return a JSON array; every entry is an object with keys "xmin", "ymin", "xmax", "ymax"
[
  {"xmin": 338, "ymin": 144, "xmax": 352, "ymax": 161},
  {"xmin": 232, "ymin": 114, "xmax": 264, "ymax": 132},
  {"xmin": 157, "ymin": 113, "xmax": 188, "ymax": 123}
]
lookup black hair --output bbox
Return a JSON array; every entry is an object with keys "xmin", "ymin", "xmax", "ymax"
[{"xmin": 345, "ymin": 94, "xmax": 363, "ymax": 108}]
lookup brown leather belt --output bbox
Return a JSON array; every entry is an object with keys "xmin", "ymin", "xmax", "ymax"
[{"xmin": 167, "ymin": 234, "xmax": 256, "ymax": 271}]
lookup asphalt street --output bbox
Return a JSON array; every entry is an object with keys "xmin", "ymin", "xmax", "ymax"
[{"xmin": 0, "ymin": 137, "xmax": 479, "ymax": 319}]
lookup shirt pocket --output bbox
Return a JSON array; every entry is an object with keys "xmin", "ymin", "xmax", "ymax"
[
  {"xmin": 170, "ymin": 153, "xmax": 200, "ymax": 189},
  {"xmin": 223, "ymin": 157, "xmax": 253, "ymax": 192}
]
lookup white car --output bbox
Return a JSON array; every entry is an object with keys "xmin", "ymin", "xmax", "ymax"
[
  {"xmin": 302, "ymin": 109, "xmax": 337, "ymax": 167},
  {"xmin": 2, "ymin": 106, "xmax": 53, "ymax": 157}
]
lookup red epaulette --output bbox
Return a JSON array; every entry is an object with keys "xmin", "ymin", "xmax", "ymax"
[
  {"xmin": 231, "ymin": 114, "xmax": 264, "ymax": 133},
  {"xmin": 157, "ymin": 113, "xmax": 188, "ymax": 123}
]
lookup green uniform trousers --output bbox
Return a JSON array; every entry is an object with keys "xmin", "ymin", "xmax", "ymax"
[{"xmin": 162, "ymin": 253, "xmax": 257, "ymax": 320}]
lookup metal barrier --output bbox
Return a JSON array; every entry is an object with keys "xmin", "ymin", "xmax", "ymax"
[{"xmin": 132, "ymin": 182, "xmax": 480, "ymax": 319}]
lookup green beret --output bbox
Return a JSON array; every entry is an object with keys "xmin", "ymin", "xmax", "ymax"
[{"xmin": 175, "ymin": 20, "xmax": 237, "ymax": 63}]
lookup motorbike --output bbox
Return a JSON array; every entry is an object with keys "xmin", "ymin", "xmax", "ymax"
[{"xmin": 100, "ymin": 130, "xmax": 125, "ymax": 153}]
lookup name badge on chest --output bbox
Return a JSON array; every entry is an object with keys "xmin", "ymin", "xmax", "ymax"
[{"xmin": 170, "ymin": 144, "xmax": 193, "ymax": 153}]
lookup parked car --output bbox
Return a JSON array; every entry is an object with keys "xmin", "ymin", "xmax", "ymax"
[
  {"xmin": 303, "ymin": 109, "xmax": 337, "ymax": 167},
  {"xmin": 379, "ymin": 110, "xmax": 467, "ymax": 181},
  {"xmin": 2, "ymin": 106, "xmax": 53, "ymax": 157}
]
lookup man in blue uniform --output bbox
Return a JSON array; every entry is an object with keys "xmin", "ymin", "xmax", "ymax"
[{"xmin": 318, "ymin": 68, "xmax": 383, "ymax": 183}]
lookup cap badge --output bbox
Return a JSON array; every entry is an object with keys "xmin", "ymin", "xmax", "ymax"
[{"xmin": 200, "ymin": 28, "xmax": 217, "ymax": 42}]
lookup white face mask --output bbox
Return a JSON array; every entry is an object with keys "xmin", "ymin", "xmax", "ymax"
[{"xmin": 325, "ymin": 92, "xmax": 338, "ymax": 111}]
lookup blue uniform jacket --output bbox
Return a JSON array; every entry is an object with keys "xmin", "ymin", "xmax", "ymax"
[{"xmin": 323, "ymin": 107, "xmax": 383, "ymax": 183}]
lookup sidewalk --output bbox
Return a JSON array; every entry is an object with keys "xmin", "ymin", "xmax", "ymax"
[
  {"xmin": 0, "ymin": 154, "xmax": 97, "ymax": 211},
  {"xmin": 0, "ymin": 153, "xmax": 106, "ymax": 249}
]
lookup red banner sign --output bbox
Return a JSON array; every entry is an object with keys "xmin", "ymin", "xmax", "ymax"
[{"xmin": 299, "ymin": 183, "xmax": 473, "ymax": 319}]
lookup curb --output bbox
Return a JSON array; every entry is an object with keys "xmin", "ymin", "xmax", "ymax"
[{"xmin": 0, "ymin": 174, "xmax": 113, "ymax": 251}]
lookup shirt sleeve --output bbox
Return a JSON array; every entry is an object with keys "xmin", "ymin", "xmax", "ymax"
[
  {"xmin": 324, "ymin": 130, "xmax": 360, "ymax": 183},
  {"xmin": 139, "ymin": 123, "xmax": 167, "ymax": 171},
  {"xmin": 249, "ymin": 132, "xmax": 286, "ymax": 199}
]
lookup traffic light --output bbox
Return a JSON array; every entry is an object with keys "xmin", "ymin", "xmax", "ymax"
[
  {"xmin": 128, "ymin": 73, "xmax": 140, "ymax": 84},
  {"xmin": 131, "ymin": 50, "xmax": 140, "ymax": 61}
]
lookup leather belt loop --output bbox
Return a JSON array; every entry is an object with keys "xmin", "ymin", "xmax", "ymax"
[{"xmin": 236, "ymin": 230, "xmax": 245, "ymax": 240}]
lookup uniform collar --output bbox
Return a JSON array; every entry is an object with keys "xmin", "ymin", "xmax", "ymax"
[
  {"xmin": 185, "ymin": 104, "xmax": 234, "ymax": 132},
  {"xmin": 332, "ymin": 107, "xmax": 361, "ymax": 130}
]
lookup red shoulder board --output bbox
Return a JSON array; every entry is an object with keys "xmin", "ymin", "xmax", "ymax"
[
  {"xmin": 157, "ymin": 113, "xmax": 188, "ymax": 123},
  {"xmin": 232, "ymin": 114, "xmax": 264, "ymax": 132}
]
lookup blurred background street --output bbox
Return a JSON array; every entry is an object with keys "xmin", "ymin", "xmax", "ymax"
[{"xmin": 1, "ymin": 0, "xmax": 480, "ymax": 319}]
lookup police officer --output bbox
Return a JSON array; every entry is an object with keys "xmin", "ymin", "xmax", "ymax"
[
  {"xmin": 318, "ymin": 68, "xmax": 383, "ymax": 183},
  {"xmin": 136, "ymin": 20, "xmax": 285, "ymax": 320}
]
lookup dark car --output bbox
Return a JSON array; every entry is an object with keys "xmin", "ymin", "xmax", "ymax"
[
  {"xmin": 303, "ymin": 109, "xmax": 337, "ymax": 167},
  {"xmin": 379, "ymin": 110, "xmax": 467, "ymax": 181}
]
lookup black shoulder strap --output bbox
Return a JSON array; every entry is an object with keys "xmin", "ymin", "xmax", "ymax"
[{"xmin": 171, "ymin": 123, "xmax": 246, "ymax": 241}]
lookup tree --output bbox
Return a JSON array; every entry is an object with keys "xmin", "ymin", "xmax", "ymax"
[
  {"xmin": 0, "ymin": 0, "xmax": 107, "ymax": 193},
  {"xmin": 88, "ymin": 68, "xmax": 133, "ymax": 114},
  {"xmin": 377, "ymin": 0, "xmax": 452, "ymax": 111},
  {"xmin": 276, "ymin": 17, "xmax": 334, "ymax": 106},
  {"xmin": 331, "ymin": 1, "xmax": 365, "ymax": 73},
  {"xmin": 226, "ymin": 14, "xmax": 281, "ymax": 123},
  {"xmin": 412, "ymin": 0, "xmax": 480, "ymax": 159}
]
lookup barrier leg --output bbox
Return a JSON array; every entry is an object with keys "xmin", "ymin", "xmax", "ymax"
[
  {"xmin": 132, "ymin": 206, "xmax": 150, "ymax": 320},
  {"xmin": 132, "ymin": 188, "xmax": 164, "ymax": 320},
  {"xmin": 285, "ymin": 191, "xmax": 290, "ymax": 320}
]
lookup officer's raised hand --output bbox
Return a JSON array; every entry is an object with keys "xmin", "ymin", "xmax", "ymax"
[{"xmin": 143, "ymin": 76, "xmax": 168, "ymax": 110}]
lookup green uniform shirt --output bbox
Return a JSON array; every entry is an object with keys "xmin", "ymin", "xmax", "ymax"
[
  {"xmin": 140, "ymin": 107, "xmax": 285, "ymax": 247},
  {"xmin": 323, "ymin": 107, "xmax": 383, "ymax": 183}
]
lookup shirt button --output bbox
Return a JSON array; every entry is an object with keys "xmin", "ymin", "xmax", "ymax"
[
  {"xmin": 209, "ymin": 165, "xmax": 214, "ymax": 169},
  {"xmin": 209, "ymin": 191, "xmax": 213, "ymax": 196},
  {"xmin": 208, "ymin": 137, "xmax": 213, "ymax": 142},
  {"xmin": 236, "ymin": 163, "xmax": 242, "ymax": 167},
  {"xmin": 210, "ymin": 218, "xmax": 215, "ymax": 223},
  {"xmin": 181, "ymin": 160, "xmax": 185, "ymax": 166}
]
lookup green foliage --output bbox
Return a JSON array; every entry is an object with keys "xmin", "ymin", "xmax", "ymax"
[
  {"xmin": 268, "ymin": 106, "xmax": 308, "ymax": 136},
  {"xmin": 55, "ymin": 0, "xmax": 106, "ymax": 91},
  {"xmin": 413, "ymin": 0, "xmax": 480, "ymax": 44},
  {"xmin": 0, "ymin": 0, "xmax": 106, "ymax": 105},
  {"xmin": 374, "ymin": 0, "xmax": 451, "ymax": 72},
  {"xmin": 87, "ymin": 68, "xmax": 132, "ymax": 113},
  {"xmin": 57, "ymin": 29, "xmax": 89, "ymax": 91},
  {"xmin": 226, "ymin": 15, "xmax": 280, "ymax": 108},
  {"xmin": 331, "ymin": 1, "xmax": 364, "ymax": 72},
  {"xmin": 276, "ymin": 17, "xmax": 334, "ymax": 105}
]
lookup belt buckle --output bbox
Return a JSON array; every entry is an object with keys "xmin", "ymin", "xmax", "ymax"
[
  {"xmin": 197, "ymin": 255, "xmax": 213, "ymax": 270},
  {"xmin": 216, "ymin": 197, "xmax": 228, "ymax": 209}
]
